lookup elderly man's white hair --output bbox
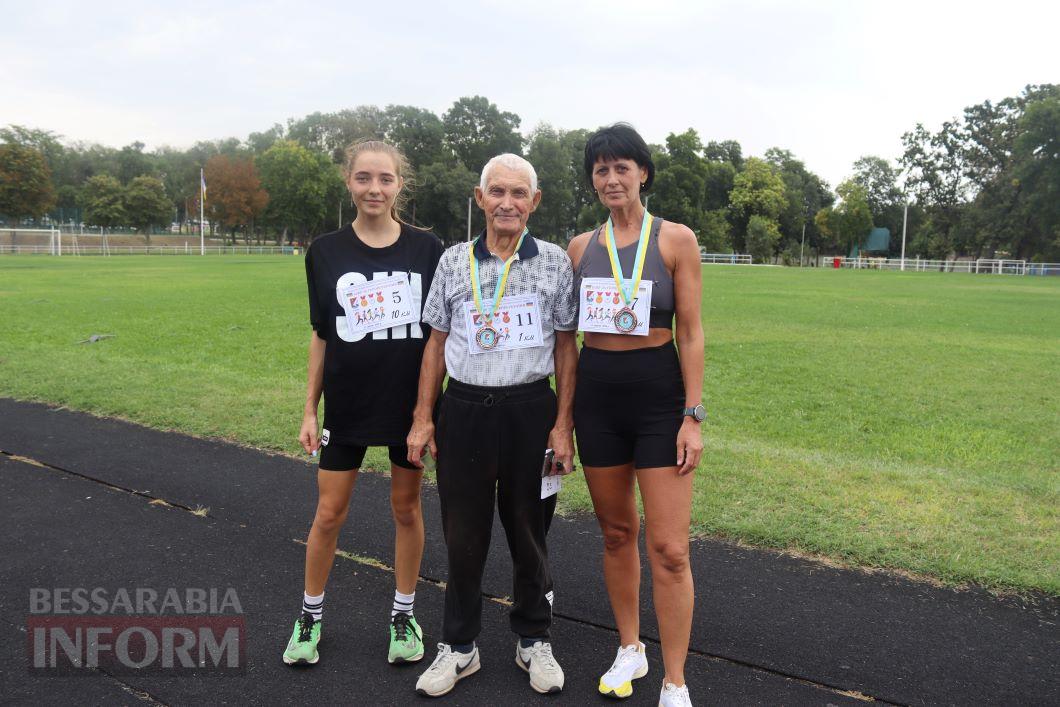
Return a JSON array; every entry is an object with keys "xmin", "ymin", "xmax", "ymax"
[{"xmin": 479, "ymin": 153, "xmax": 539, "ymax": 193}]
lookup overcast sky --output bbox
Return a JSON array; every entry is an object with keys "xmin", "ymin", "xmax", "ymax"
[{"xmin": 2, "ymin": 0, "xmax": 1056, "ymax": 188}]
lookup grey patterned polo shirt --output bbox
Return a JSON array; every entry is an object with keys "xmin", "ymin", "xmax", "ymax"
[{"xmin": 421, "ymin": 233, "xmax": 577, "ymax": 387}]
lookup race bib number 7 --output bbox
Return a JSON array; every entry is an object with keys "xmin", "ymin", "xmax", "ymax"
[
  {"xmin": 340, "ymin": 274, "xmax": 418, "ymax": 336},
  {"xmin": 577, "ymin": 277, "xmax": 652, "ymax": 336}
]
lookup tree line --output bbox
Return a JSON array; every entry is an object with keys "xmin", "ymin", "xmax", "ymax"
[{"xmin": 1, "ymin": 86, "xmax": 1056, "ymax": 261}]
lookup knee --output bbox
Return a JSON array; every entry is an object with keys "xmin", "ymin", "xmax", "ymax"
[
  {"xmin": 313, "ymin": 504, "xmax": 348, "ymax": 535},
  {"xmin": 600, "ymin": 521, "xmax": 638, "ymax": 553},
  {"xmin": 390, "ymin": 492, "xmax": 422, "ymax": 528},
  {"xmin": 649, "ymin": 540, "xmax": 690, "ymax": 578}
]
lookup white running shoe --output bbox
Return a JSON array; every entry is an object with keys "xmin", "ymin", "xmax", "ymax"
[
  {"xmin": 415, "ymin": 643, "xmax": 480, "ymax": 697},
  {"xmin": 659, "ymin": 681, "xmax": 693, "ymax": 707},
  {"xmin": 599, "ymin": 641, "xmax": 649, "ymax": 698},
  {"xmin": 515, "ymin": 640, "xmax": 565, "ymax": 693}
]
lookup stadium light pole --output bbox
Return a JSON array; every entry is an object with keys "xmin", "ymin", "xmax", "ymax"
[
  {"xmin": 467, "ymin": 196, "xmax": 472, "ymax": 242},
  {"xmin": 900, "ymin": 201, "xmax": 909, "ymax": 271}
]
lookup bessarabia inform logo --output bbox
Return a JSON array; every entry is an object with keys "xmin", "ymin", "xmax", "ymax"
[{"xmin": 27, "ymin": 587, "xmax": 245, "ymax": 674}]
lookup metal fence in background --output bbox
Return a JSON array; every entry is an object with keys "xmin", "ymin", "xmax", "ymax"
[
  {"xmin": 701, "ymin": 253, "xmax": 752, "ymax": 265},
  {"xmin": 0, "ymin": 244, "xmax": 298, "ymax": 256},
  {"xmin": 4, "ymin": 244, "xmax": 1058, "ymax": 276},
  {"xmin": 829, "ymin": 256, "xmax": 1060, "ymax": 276}
]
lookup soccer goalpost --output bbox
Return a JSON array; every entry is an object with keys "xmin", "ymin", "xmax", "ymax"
[{"xmin": 0, "ymin": 227, "xmax": 62, "ymax": 255}]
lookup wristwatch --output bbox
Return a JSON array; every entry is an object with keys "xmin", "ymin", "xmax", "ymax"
[{"xmin": 683, "ymin": 404, "xmax": 707, "ymax": 422}]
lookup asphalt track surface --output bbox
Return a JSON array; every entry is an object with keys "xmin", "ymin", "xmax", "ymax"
[{"xmin": 1, "ymin": 399, "xmax": 1057, "ymax": 706}]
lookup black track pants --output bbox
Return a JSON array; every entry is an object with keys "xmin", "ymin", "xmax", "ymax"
[{"xmin": 435, "ymin": 377, "xmax": 557, "ymax": 644}]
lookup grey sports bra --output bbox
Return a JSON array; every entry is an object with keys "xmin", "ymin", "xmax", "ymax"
[{"xmin": 574, "ymin": 217, "xmax": 675, "ymax": 329}]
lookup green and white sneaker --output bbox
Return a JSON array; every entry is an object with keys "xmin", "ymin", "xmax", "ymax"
[
  {"xmin": 388, "ymin": 613, "xmax": 424, "ymax": 664},
  {"xmin": 282, "ymin": 612, "xmax": 321, "ymax": 665},
  {"xmin": 599, "ymin": 641, "xmax": 648, "ymax": 698}
]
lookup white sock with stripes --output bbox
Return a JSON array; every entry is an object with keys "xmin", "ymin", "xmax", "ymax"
[
  {"xmin": 392, "ymin": 590, "xmax": 414, "ymax": 617},
  {"xmin": 303, "ymin": 591, "xmax": 324, "ymax": 621}
]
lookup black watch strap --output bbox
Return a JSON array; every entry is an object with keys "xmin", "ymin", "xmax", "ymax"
[{"xmin": 683, "ymin": 405, "xmax": 706, "ymax": 422}]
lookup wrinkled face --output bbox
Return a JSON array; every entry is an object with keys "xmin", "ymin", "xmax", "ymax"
[
  {"xmin": 347, "ymin": 151, "xmax": 402, "ymax": 218},
  {"xmin": 475, "ymin": 164, "xmax": 541, "ymax": 238},
  {"xmin": 592, "ymin": 157, "xmax": 647, "ymax": 211}
]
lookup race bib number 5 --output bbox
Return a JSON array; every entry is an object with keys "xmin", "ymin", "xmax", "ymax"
[
  {"xmin": 463, "ymin": 294, "xmax": 544, "ymax": 354},
  {"xmin": 340, "ymin": 274, "xmax": 418, "ymax": 337}
]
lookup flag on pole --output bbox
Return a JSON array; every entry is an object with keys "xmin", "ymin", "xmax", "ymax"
[{"xmin": 201, "ymin": 170, "xmax": 207, "ymax": 200}]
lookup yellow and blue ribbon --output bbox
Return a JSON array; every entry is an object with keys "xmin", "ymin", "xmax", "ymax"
[
  {"xmin": 604, "ymin": 212, "xmax": 653, "ymax": 306},
  {"xmin": 469, "ymin": 228, "xmax": 527, "ymax": 325}
]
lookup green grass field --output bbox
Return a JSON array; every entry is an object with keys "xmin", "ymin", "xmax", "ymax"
[{"xmin": 1, "ymin": 256, "xmax": 1057, "ymax": 594}]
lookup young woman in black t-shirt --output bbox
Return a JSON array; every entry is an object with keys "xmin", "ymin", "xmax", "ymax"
[{"xmin": 283, "ymin": 141, "xmax": 444, "ymax": 668}]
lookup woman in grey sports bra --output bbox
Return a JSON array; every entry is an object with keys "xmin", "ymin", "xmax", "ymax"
[
  {"xmin": 574, "ymin": 216, "xmax": 675, "ymax": 329},
  {"xmin": 567, "ymin": 124, "xmax": 705, "ymax": 707}
]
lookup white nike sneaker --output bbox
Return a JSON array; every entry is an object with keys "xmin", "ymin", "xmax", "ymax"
[
  {"xmin": 659, "ymin": 681, "xmax": 693, "ymax": 707},
  {"xmin": 515, "ymin": 640, "xmax": 565, "ymax": 693},
  {"xmin": 599, "ymin": 641, "xmax": 649, "ymax": 698},
  {"xmin": 415, "ymin": 643, "xmax": 480, "ymax": 697}
]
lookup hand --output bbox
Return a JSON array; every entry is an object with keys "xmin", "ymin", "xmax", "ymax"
[
  {"xmin": 676, "ymin": 418, "xmax": 703, "ymax": 475},
  {"xmin": 406, "ymin": 419, "xmax": 437, "ymax": 469},
  {"xmin": 547, "ymin": 426, "xmax": 575, "ymax": 476},
  {"xmin": 299, "ymin": 414, "xmax": 319, "ymax": 455}
]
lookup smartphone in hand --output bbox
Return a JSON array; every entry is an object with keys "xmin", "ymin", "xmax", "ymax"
[{"xmin": 541, "ymin": 448, "xmax": 555, "ymax": 477}]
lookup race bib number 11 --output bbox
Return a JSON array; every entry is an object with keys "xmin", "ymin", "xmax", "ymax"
[
  {"xmin": 463, "ymin": 294, "xmax": 544, "ymax": 354},
  {"xmin": 340, "ymin": 274, "xmax": 418, "ymax": 336}
]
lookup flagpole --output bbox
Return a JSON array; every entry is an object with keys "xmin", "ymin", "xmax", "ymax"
[{"xmin": 200, "ymin": 168, "xmax": 205, "ymax": 256}]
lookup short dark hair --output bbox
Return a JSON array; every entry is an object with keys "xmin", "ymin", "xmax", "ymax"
[{"xmin": 583, "ymin": 123, "xmax": 655, "ymax": 192}]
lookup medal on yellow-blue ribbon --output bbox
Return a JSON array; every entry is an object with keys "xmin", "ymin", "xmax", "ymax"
[
  {"xmin": 604, "ymin": 212, "xmax": 653, "ymax": 333},
  {"xmin": 469, "ymin": 229, "xmax": 527, "ymax": 350}
]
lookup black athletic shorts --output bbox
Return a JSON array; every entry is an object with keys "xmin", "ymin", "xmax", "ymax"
[
  {"xmin": 574, "ymin": 342, "xmax": 685, "ymax": 469},
  {"xmin": 318, "ymin": 443, "xmax": 416, "ymax": 471}
]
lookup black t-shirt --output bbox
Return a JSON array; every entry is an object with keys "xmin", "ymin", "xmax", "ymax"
[{"xmin": 305, "ymin": 223, "xmax": 444, "ymax": 445}]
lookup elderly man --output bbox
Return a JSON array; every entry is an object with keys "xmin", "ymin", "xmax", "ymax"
[{"xmin": 407, "ymin": 153, "xmax": 577, "ymax": 697}]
